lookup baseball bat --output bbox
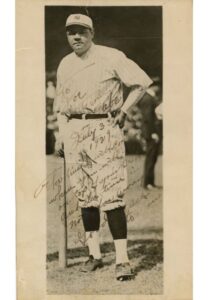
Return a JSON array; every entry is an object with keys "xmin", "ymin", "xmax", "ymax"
[{"xmin": 59, "ymin": 154, "xmax": 67, "ymax": 268}]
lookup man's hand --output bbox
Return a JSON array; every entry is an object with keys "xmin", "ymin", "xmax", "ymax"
[
  {"xmin": 54, "ymin": 137, "xmax": 65, "ymax": 158},
  {"xmin": 112, "ymin": 110, "xmax": 126, "ymax": 129}
]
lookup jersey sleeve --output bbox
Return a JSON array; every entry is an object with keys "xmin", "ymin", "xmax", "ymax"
[
  {"xmin": 53, "ymin": 66, "xmax": 62, "ymax": 113},
  {"xmin": 113, "ymin": 51, "xmax": 153, "ymax": 88}
]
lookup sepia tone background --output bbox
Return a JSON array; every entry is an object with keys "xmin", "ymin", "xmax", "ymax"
[{"xmin": 16, "ymin": 0, "xmax": 192, "ymax": 299}]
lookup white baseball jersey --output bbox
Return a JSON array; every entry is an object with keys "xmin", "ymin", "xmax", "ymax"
[{"xmin": 54, "ymin": 43, "xmax": 152, "ymax": 114}]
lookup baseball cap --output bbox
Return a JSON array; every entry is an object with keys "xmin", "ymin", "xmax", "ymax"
[{"xmin": 65, "ymin": 14, "xmax": 93, "ymax": 30}]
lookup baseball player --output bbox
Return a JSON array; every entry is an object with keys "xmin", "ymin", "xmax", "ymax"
[
  {"xmin": 139, "ymin": 84, "xmax": 162, "ymax": 189},
  {"xmin": 54, "ymin": 13, "xmax": 152, "ymax": 280}
]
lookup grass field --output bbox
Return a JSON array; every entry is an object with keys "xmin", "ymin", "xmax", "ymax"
[{"xmin": 47, "ymin": 154, "xmax": 163, "ymax": 294}]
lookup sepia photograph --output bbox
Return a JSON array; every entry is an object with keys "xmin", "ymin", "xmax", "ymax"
[
  {"xmin": 44, "ymin": 5, "xmax": 163, "ymax": 294},
  {"xmin": 16, "ymin": 0, "xmax": 193, "ymax": 298}
]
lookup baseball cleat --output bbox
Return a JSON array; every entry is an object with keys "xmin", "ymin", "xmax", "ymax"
[
  {"xmin": 80, "ymin": 255, "xmax": 103, "ymax": 272},
  {"xmin": 115, "ymin": 262, "xmax": 135, "ymax": 281}
]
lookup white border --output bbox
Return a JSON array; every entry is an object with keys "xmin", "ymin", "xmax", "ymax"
[{"xmin": 193, "ymin": 1, "xmax": 208, "ymax": 300}]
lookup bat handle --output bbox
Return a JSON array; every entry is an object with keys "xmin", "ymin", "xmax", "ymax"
[{"xmin": 59, "ymin": 156, "xmax": 68, "ymax": 268}]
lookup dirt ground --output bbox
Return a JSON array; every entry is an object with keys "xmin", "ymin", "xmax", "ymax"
[{"xmin": 46, "ymin": 154, "xmax": 163, "ymax": 295}]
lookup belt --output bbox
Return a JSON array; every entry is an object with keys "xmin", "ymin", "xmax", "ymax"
[{"xmin": 64, "ymin": 111, "xmax": 117, "ymax": 120}]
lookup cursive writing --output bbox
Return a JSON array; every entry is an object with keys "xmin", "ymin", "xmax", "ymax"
[{"xmin": 34, "ymin": 166, "xmax": 62, "ymax": 199}]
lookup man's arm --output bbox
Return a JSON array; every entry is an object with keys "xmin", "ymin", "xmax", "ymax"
[
  {"xmin": 112, "ymin": 51, "xmax": 152, "ymax": 128},
  {"xmin": 53, "ymin": 71, "xmax": 65, "ymax": 157},
  {"xmin": 113, "ymin": 86, "xmax": 146, "ymax": 128},
  {"xmin": 121, "ymin": 86, "xmax": 146, "ymax": 114}
]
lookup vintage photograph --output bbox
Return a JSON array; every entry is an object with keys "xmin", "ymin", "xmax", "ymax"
[{"xmin": 45, "ymin": 5, "xmax": 163, "ymax": 294}]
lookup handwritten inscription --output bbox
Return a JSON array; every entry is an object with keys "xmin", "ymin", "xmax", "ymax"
[
  {"xmin": 35, "ymin": 155, "xmax": 143, "ymax": 204},
  {"xmin": 35, "ymin": 154, "xmax": 161, "ymax": 247},
  {"xmin": 59, "ymin": 119, "xmax": 128, "ymax": 206},
  {"xmin": 34, "ymin": 166, "xmax": 62, "ymax": 199},
  {"xmin": 56, "ymin": 74, "xmax": 123, "ymax": 114}
]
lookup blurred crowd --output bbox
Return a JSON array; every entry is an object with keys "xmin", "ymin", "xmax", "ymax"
[{"xmin": 45, "ymin": 72, "xmax": 163, "ymax": 160}]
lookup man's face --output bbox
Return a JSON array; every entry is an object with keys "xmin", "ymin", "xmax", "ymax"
[{"xmin": 66, "ymin": 25, "xmax": 94, "ymax": 56}]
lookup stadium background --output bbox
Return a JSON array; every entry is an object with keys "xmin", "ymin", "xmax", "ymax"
[{"xmin": 45, "ymin": 6, "xmax": 162, "ymax": 155}]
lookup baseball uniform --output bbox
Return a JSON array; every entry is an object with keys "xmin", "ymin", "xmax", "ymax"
[{"xmin": 54, "ymin": 43, "xmax": 152, "ymax": 211}]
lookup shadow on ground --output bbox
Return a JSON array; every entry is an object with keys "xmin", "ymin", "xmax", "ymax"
[{"xmin": 47, "ymin": 238, "xmax": 163, "ymax": 275}]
